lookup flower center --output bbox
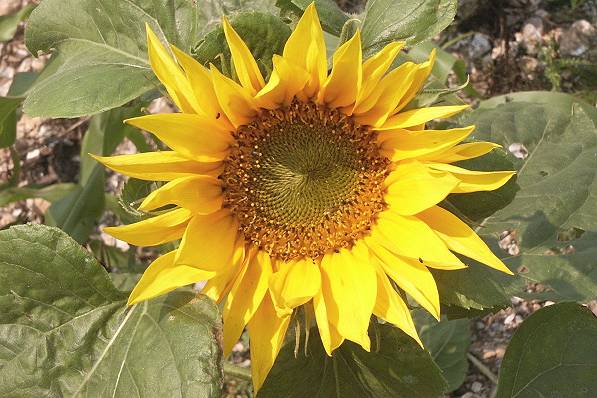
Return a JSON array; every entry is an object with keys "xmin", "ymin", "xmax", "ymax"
[{"xmin": 221, "ymin": 101, "xmax": 388, "ymax": 261}]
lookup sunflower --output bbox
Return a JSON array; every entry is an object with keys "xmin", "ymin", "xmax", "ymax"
[{"xmin": 94, "ymin": 3, "xmax": 514, "ymax": 391}]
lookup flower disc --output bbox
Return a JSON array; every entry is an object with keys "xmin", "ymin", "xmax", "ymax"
[{"xmin": 222, "ymin": 101, "xmax": 388, "ymax": 261}]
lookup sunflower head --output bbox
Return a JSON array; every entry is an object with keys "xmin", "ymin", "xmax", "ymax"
[{"xmin": 95, "ymin": 2, "xmax": 514, "ymax": 391}]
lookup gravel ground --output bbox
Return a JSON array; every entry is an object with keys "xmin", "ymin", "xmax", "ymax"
[{"xmin": 1, "ymin": 1, "xmax": 595, "ymax": 397}]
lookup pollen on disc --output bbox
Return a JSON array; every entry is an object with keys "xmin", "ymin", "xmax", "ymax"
[{"xmin": 221, "ymin": 101, "xmax": 388, "ymax": 262}]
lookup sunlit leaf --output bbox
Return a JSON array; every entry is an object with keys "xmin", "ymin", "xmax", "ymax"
[
  {"xmin": 260, "ymin": 324, "xmax": 447, "ymax": 397},
  {"xmin": 0, "ymin": 224, "xmax": 222, "ymax": 397},
  {"xmin": 496, "ymin": 302, "xmax": 597, "ymax": 398}
]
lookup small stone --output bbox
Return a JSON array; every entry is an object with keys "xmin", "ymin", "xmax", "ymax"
[
  {"xmin": 482, "ymin": 350, "xmax": 496, "ymax": 360},
  {"xmin": 504, "ymin": 313, "xmax": 516, "ymax": 325},
  {"xmin": 26, "ymin": 149, "xmax": 40, "ymax": 161},
  {"xmin": 469, "ymin": 33, "xmax": 492, "ymax": 59},
  {"xmin": 544, "ymin": 300, "xmax": 555, "ymax": 307},
  {"xmin": 476, "ymin": 321, "xmax": 485, "ymax": 330},
  {"xmin": 508, "ymin": 143, "xmax": 529, "ymax": 159},
  {"xmin": 471, "ymin": 381, "xmax": 483, "ymax": 393},
  {"xmin": 495, "ymin": 347, "xmax": 506, "ymax": 358},
  {"xmin": 232, "ymin": 342, "xmax": 244, "ymax": 352},
  {"xmin": 520, "ymin": 56, "xmax": 540, "ymax": 79},
  {"xmin": 517, "ymin": 21, "xmax": 543, "ymax": 55},
  {"xmin": 558, "ymin": 20, "xmax": 596, "ymax": 57}
]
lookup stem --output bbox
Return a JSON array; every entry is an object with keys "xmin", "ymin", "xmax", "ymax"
[
  {"xmin": 467, "ymin": 352, "xmax": 498, "ymax": 384},
  {"xmin": 9, "ymin": 146, "xmax": 20, "ymax": 187},
  {"xmin": 338, "ymin": 18, "xmax": 362, "ymax": 46},
  {"xmin": 224, "ymin": 362, "xmax": 252, "ymax": 382},
  {"xmin": 441, "ymin": 31, "xmax": 475, "ymax": 50}
]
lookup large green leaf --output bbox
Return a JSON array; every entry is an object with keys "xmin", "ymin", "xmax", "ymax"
[
  {"xmin": 360, "ymin": 0, "xmax": 457, "ymax": 56},
  {"xmin": 463, "ymin": 95, "xmax": 597, "ymax": 302},
  {"xmin": 0, "ymin": 224, "xmax": 222, "ymax": 397},
  {"xmin": 496, "ymin": 302, "xmax": 597, "ymax": 398},
  {"xmin": 193, "ymin": 12, "xmax": 291, "ymax": 78},
  {"xmin": 438, "ymin": 93, "xmax": 597, "ymax": 310},
  {"xmin": 23, "ymin": 0, "xmax": 198, "ymax": 118},
  {"xmin": 414, "ymin": 311, "xmax": 470, "ymax": 392},
  {"xmin": 259, "ymin": 324, "xmax": 447, "ymax": 397}
]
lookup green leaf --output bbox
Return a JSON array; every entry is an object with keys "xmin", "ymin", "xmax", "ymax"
[
  {"xmin": 0, "ymin": 183, "xmax": 77, "ymax": 207},
  {"xmin": 457, "ymin": 94, "xmax": 597, "ymax": 303},
  {"xmin": 435, "ymin": 93, "xmax": 597, "ymax": 311},
  {"xmin": 360, "ymin": 0, "xmax": 457, "ymax": 56},
  {"xmin": 197, "ymin": 0, "xmax": 279, "ymax": 36},
  {"xmin": 23, "ymin": 0, "xmax": 198, "ymax": 118},
  {"xmin": 0, "ymin": 4, "xmax": 35, "ymax": 42},
  {"xmin": 0, "ymin": 107, "xmax": 17, "ymax": 148},
  {"xmin": 275, "ymin": 0, "xmax": 349, "ymax": 36},
  {"xmin": 496, "ymin": 302, "xmax": 597, "ymax": 398},
  {"xmin": 0, "ymin": 224, "xmax": 222, "ymax": 397},
  {"xmin": 414, "ymin": 311, "xmax": 471, "ymax": 392},
  {"xmin": 193, "ymin": 12, "xmax": 291, "ymax": 78},
  {"xmin": 259, "ymin": 324, "xmax": 447, "ymax": 397}
]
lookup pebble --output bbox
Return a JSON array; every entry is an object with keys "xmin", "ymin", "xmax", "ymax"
[
  {"xmin": 508, "ymin": 143, "xmax": 529, "ymax": 159},
  {"xmin": 468, "ymin": 33, "xmax": 492, "ymax": 59},
  {"xmin": 558, "ymin": 20, "xmax": 596, "ymax": 57},
  {"xmin": 471, "ymin": 381, "xmax": 483, "ymax": 393}
]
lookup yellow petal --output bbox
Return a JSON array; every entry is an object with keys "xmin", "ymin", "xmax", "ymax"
[
  {"xmin": 384, "ymin": 160, "xmax": 460, "ymax": 215},
  {"xmin": 146, "ymin": 24, "xmax": 199, "ymax": 114},
  {"xmin": 223, "ymin": 250, "xmax": 273, "ymax": 355},
  {"xmin": 417, "ymin": 206, "xmax": 514, "ymax": 274},
  {"xmin": 175, "ymin": 210, "xmax": 239, "ymax": 271},
  {"xmin": 379, "ymin": 126, "xmax": 475, "ymax": 162},
  {"xmin": 128, "ymin": 251, "xmax": 215, "ymax": 305},
  {"xmin": 320, "ymin": 243, "xmax": 376, "ymax": 351},
  {"xmin": 91, "ymin": 151, "xmax": 222, "ymax": 181},
  {"xmin": 170, "ymin": 46, "xmax": 234, "ymax": 130},
  {"xmin": 283, "ymin": 3, "xmax": 327, "ymax": 98},
  {"xmin": 222, "ymin": 17, "xmax": 265, "ymax": 94},
  {"xmin": 377, "ymin": 105, "xmax": 470, "ymax": 130},
  {"xmin": 248, "ymin": 293, "xmax": 291, "ymax": 393},
  {"xmin": 374, "ymin": 211, "xmax": 467, "ymax": 270},
  {"xmin": 210, "ymin": 64, "xmax": 259, "ymax": 128},
  {"xmin": 426, "ymin": 162, "xmax": 516, "ymax": 193},
  {"xmin": 103, "ymin": 208, "xmax": 192, "ymax": 246},
  {"xmin": 353, "ymin": 62, "xmax": 418, "ymax": 126},
  {"xmin": 367, "ymin": 240, "xmax": 440, "ymax": 320},
  {"xmin": 372, "ymin": 264, "xmax": 423, "ymax": 346},
  {"xmin": 425, "ymin": 142, "xmax": 501, "ymax": 163},
  {"xmin": 395, "ymin": 49, "xmax": 436, "ymax": 112},
  {"xmin": 269, "ymin": 258, "xmax": 321, "ymax": 317},
  {"xmin": 353, "ymin": 41, "xmax": 405, "ymax": 111},
  {"xmin": 313, "ymin": 279, "xmax": 345, "ymax": 356},
  {"xmin": 255, "ymin": 55, "xmax": 310, "ymax": 109},
  {"xmin": 202, "ymin": 237, "xmax": 246, "ymax": 303},
  {"xmin": 125, "ymin": 114, "xmax": 231, "ymax": 162},
  {"xmin": 138, "ymin": 175, "xmax": 222, "ymax": 214},
  {"xmin": 319, "ymin": 30, "xmax": 362, "ymax": 108}
]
